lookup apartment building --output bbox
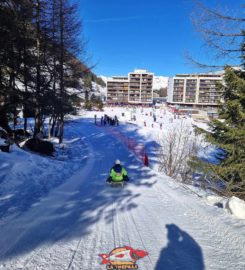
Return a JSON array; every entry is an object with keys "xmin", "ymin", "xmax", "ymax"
[
  {"xmin": 167, "ymin": 73, "xmax": 223, "ymax": 108},
  {"xmin": 106, "ymin": 69, "xmax": 154, "ymax": 105},
  {"xmin": 128, "ymin": 70, "xmax": 154, "ymax": 104},
  {"xmin": 106, "ymin": 77, "xmax": 129, "ymax": 104}
]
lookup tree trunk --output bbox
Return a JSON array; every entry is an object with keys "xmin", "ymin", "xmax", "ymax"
[
  {"xmin": 58, "ymin": 0, "xmax": 64, "ymax": 143},
  {"xmin": 59, "ymin": 114, "xmax": 64, "ymax": 144},
  {"xmin": 0, "ymin": 108, "xmax": 12, "ymax": 134},
  {"xmin": 50, "ymin": 115, "xmax": 57, "ymax": 137},
  {"xmin": 34, "ymin": 0, "xmax": 42, "ymax": 137},
  {"xmin": 54, "ymin": 117, "xmax": 60, "ymax": 137}
]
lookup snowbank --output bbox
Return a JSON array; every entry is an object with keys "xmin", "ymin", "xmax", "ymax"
[
  {"xmin": 0, "ymin": 122, "xmax": 88, "ymax": 225},
  {"xmin": 226, "ymin": 196, "xmax": 245, "ymax": 219},
  {"xmin": 206, "ymin": 195, "xmax": 227, "ymax": 208}
]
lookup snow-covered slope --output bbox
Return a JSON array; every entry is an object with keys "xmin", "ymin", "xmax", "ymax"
[
  {"xmin": 153, "ymin": 76, "xmax": 168, "ymax": 90},
  {"xmin": 91, "ymin": 81, "xmax": 106, "ymax": 97},
  {"xmin": 0, "ymin": 108, "xmax": 244, "ymax": 270},
  {"xmin": 99, "ymin": 75, "xmax": 112, "ymax": 84}
]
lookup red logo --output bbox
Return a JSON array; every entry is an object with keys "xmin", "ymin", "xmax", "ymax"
[{"xmin": 99, "ymin": 246, "xmax": 148, "ymax": 269}]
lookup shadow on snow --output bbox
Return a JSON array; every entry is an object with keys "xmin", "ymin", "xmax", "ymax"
[
  {"xmin": 155, "ymin": 224, "xmax": 205, "ymax": 270},
  {"xmin": 0, "ymin": 117, "xmax": 159, "ymax": 262}
]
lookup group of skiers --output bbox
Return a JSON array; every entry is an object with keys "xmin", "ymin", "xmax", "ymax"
[{"xmin": 100, "ymin": 115, "xmax": 119, "ymax": 126}]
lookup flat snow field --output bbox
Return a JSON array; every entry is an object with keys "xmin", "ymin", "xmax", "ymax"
[{"xmin": 0, "ymin": 109, "xmax": 244, "ymax": 270}]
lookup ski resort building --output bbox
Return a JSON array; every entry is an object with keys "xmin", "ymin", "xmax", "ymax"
[
  {"xmin": 106, "ymin": 69, "xmax": 154, "ymax": 105},
  {"xmin": 106, "ymin": 77, "xmax": 129, "ymax": 104},
  {"xmin": 167, "ymin": 73, "xmax": 223, "ymax": 109}
]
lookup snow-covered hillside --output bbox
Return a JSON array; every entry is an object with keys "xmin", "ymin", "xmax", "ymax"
[
  {"xmin": 91, "ymin": 81, "xmax": 106, "ymax": 97},
  {"xmin": 99, "ymin": 75, "xmax": 112, "ymax": 84},
  {"xmin": 0, "ymin": 107, "xmax": 244, "ymax": 270},
  {"xmin": 153, "ymin": 76, "xmax": 168, "ymax": 90},
  {"xmin": 67, "ymin": 77, "xmax": 106, "ymax": 100}
]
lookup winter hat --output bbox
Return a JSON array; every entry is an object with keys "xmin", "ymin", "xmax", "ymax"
[{"xmin": 115, "ymin": 159, "xmax": 121, "ymax": 165}]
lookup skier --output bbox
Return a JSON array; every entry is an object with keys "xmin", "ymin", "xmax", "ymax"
[{"xmin": 106, "ymin": 159, "xmax": 129, "ymax": 183}]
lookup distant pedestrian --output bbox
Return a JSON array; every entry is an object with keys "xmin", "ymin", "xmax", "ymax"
[
  {"xmin": 115, "ymin": 116, "xmax": 119, "ymax": 126},
  {"xmin": 153, "ymin": 114, "xmax": 156, "ymax": 122},
  {"xmin": 160, "ymin": 123, "xmax": 162, "ymax": 130},
  {"xmin": 101, "ymin": 116, "xmax": 104, "ymax": 126},
  {"xmin": 94, "ymin": 114, "xmax": 97, "ymax": 125}
]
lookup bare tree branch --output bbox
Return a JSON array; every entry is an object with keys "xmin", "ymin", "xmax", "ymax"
[
  {"xmin": 193, "ymin": 0, "xmax": 245, "ymax": 22},
  {"xmin": 158, "ymin": 122, "xmax": 201, "ymax": 181},
  {"xmin": 185, "ymin": 51, "xmax": 230, "ymax": 69},
  {"xmin": 188, "ymin": 0, "xmax": 244, "ymax": 68},
  {"xmin": 199, "ymin": 29, "xmax": 243, "ymax": 38}
]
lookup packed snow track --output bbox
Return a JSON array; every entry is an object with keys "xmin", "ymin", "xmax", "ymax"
[{"xmin": 0, "ymin": 118, "xmax": 244, "ymax": 270}]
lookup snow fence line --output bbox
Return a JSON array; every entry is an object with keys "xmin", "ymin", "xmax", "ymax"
[
  {"xmin": 98, "ymin": 118, "xmax": 245, "ymax": 220},
  {"xmin": 102, "ymin": 126, "xmax": 149, "ymax": 166}
]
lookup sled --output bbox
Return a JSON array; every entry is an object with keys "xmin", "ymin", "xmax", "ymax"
[{"xmin": 107, "ymin": 181, "xmax": 127, "ymax": 188}]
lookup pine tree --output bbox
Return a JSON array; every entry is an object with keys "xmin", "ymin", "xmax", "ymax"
[
  {"xmin": 191, "ymin": 62, "xmax": 245, "ymax": 198},
  {"xmin": 0, "ymin": 0, "xmax": 34, "ymax": 134},
  {"xmin": 188, "ymin": 3, "xmax": 245, "ymax": 198},
  {"xmin": 54, "ymin": 0, "xmax": 83, "ymax": 143},
  {"xmin": 0, "ymin": 0, "xmax": 86, "ymax": 142}
]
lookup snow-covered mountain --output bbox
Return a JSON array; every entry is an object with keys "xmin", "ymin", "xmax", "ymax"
[
  {"xmin": 153, "ymin": 76, "xmax": 169, "ymax": 90},
  {"xmin": 99, "ymin": 75, "xmax": 111, "ymax": 83}
]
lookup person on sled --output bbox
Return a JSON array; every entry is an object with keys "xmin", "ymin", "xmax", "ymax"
[{"xmin": 106, "ymin": 159, "xmax": 129, "ymax": 183}]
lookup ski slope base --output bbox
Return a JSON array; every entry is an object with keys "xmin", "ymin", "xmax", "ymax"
[{"xmin": 0, "ymin": 118, "xmax": 244, "ymax": 270}]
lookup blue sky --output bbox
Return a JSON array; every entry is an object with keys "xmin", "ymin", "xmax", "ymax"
[{"xmin": 78, "ymin": 0, "xmax": 244, "ymax": 77}]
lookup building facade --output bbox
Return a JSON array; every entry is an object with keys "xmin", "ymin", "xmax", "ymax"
[
  {"xmin": 106, "ymin": 77, "xmax": 129, "ymax": 104},
  {"xmin": 167, "ymin": 73, "xmax": 223, "ymax": 108},
  {"xmin": 107, "ymin": 69, "xmax": 154, "ymax": 105}
]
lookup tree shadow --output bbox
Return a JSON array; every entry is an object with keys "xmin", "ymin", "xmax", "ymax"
[
  {"xmin": 155, "ymin": 224, "xmax": 205, "ymax": 270},
  {"xmin": 0, "ymin": 118, "xmax": 158, "ymax": 262},
  {"xmin": 110, "ymin": 120, "xmax": 161, "ymax": 169}
]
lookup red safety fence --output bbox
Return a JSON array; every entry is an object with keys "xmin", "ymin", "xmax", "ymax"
[{"xmin": 103, "ymin": 127, "xmax": 149, "ymax": 166}]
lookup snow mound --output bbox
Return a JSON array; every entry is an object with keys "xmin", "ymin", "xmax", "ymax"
[
  {"xmin": 207, "ymin": 195, "xmax": 223, "ymax": 204},
  {"xmin": 206, "ymin": 195, "xmax": 226, "ymax": 208},
  {"xmin": 225, "ymin": 196, "xmax": 245, "ymax": 219}
]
